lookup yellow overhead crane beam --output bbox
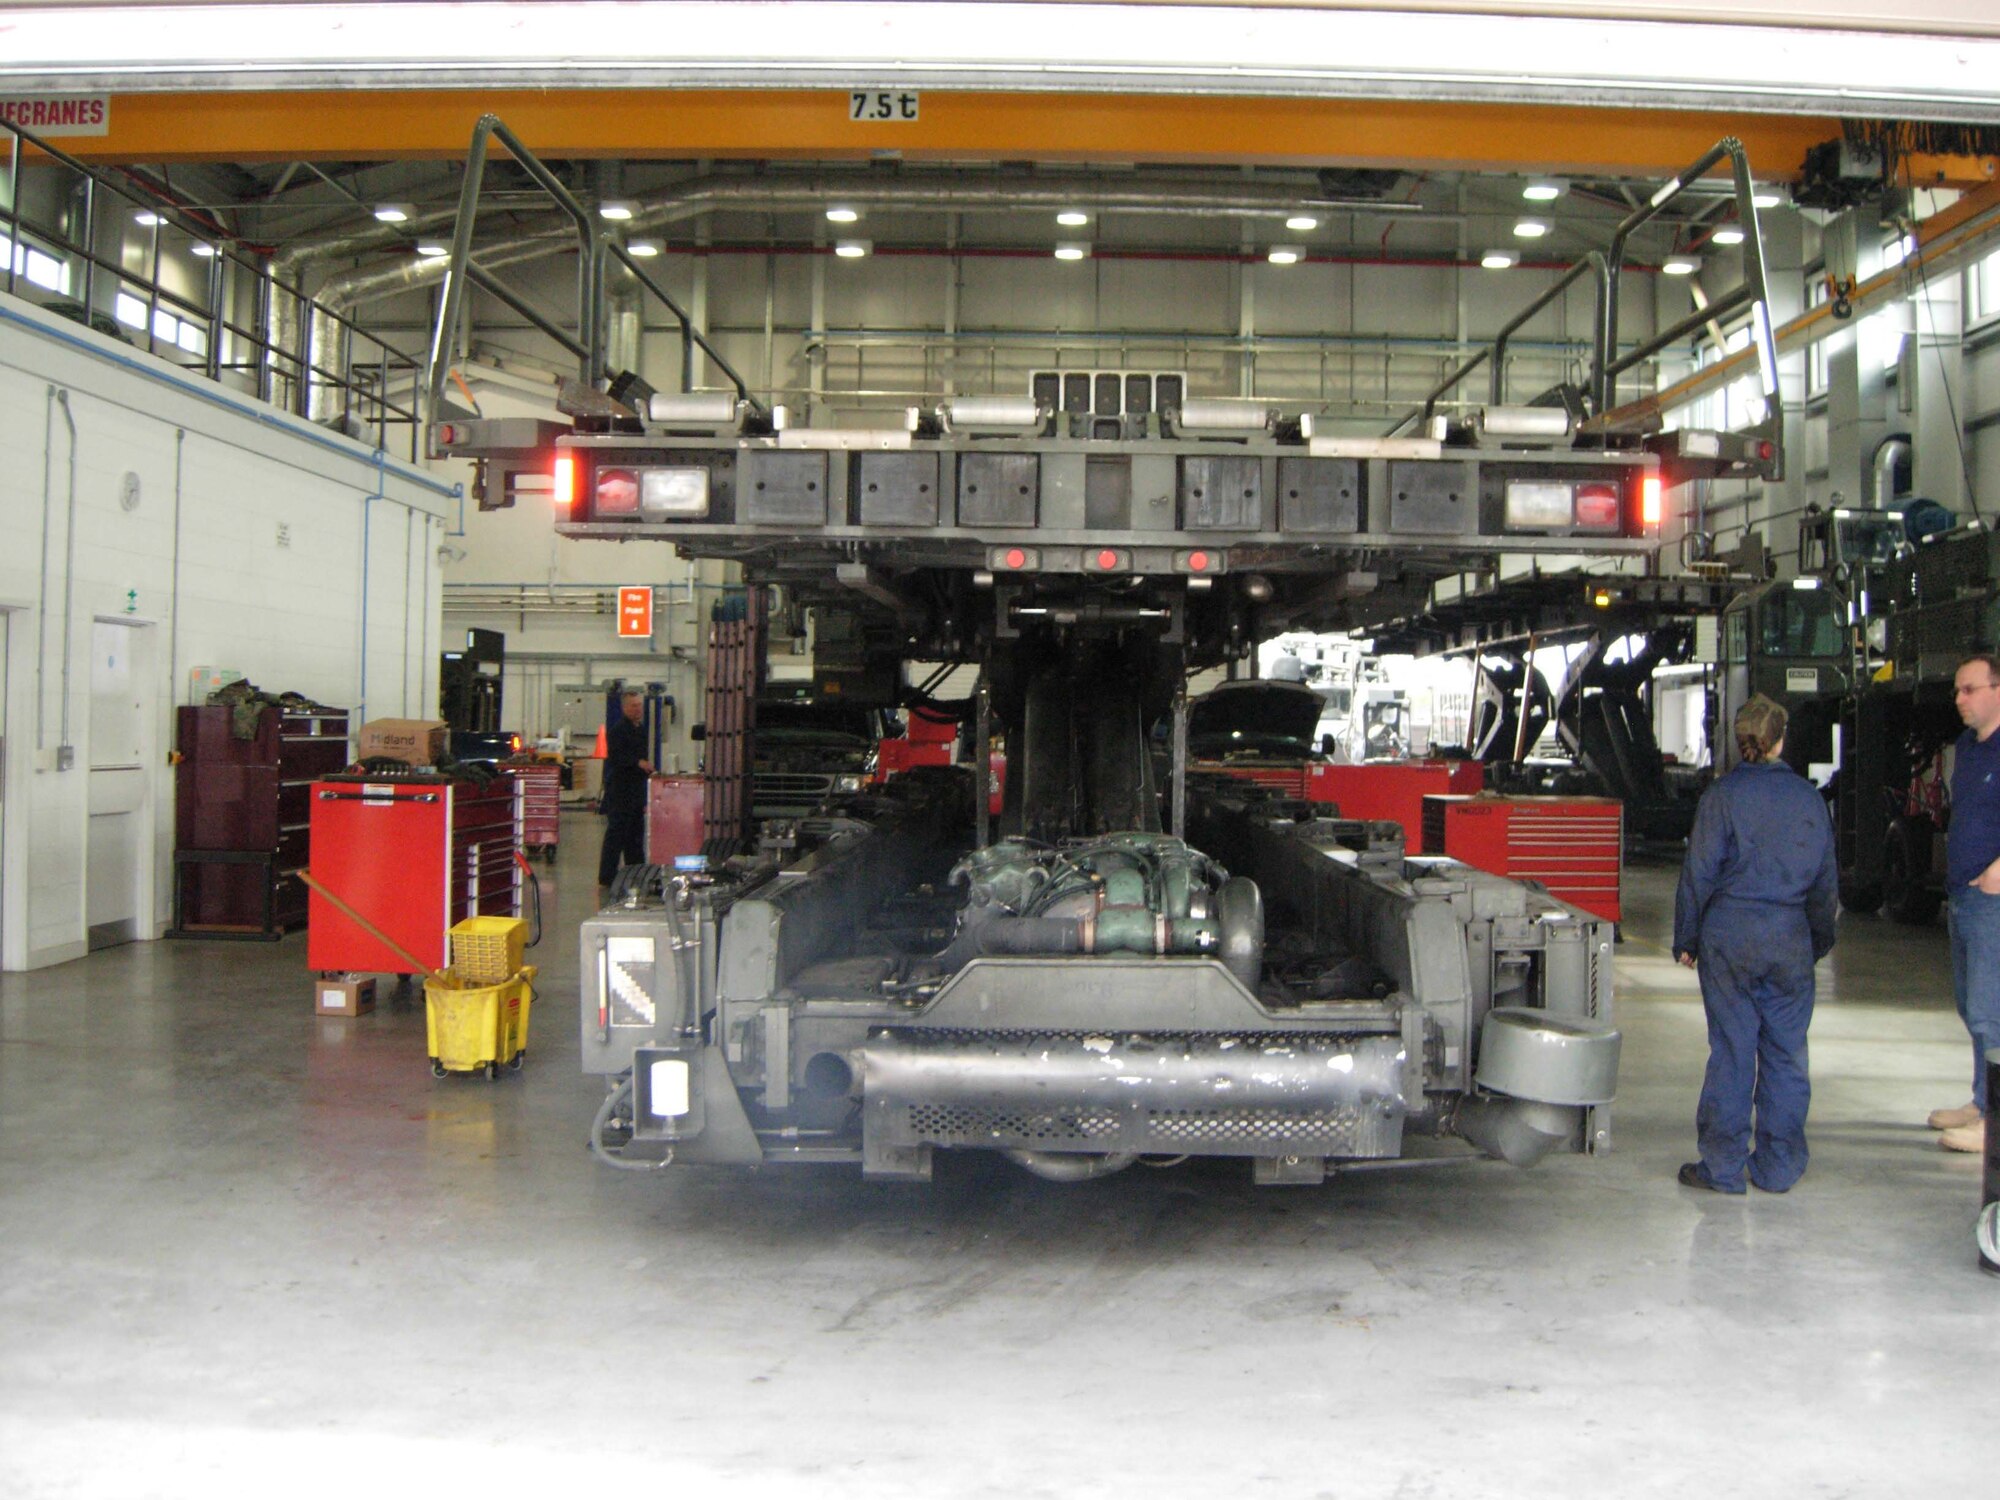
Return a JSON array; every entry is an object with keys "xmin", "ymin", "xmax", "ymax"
[{"xmin": 36, "ymin": 87, "xmax": 1877, "ymax": 179}]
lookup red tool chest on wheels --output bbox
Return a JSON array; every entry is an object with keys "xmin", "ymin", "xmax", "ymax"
[
  {"xmin": 509, "ymin": 763, "xmax": 562, "ymax": 861},
  {"xmin": 307, "ymin": 774, "xmax": 521, "ymax": 974},
  {"xmin": 1421, "ymin": 794, "xmax": 1623, "ymax": 924}
]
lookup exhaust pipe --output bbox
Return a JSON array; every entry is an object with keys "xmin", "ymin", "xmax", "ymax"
[
  {"xmin": 1452, "ymin": 1096, "xmax": 1584, "ymax": 1168},
  {"xmin": 1002, "ymin": 1150, "xmax": 1138, "ymax": 1183}
]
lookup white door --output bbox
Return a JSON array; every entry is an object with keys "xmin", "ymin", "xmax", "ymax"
[{"xmin": 87, "ymin": 619, "xmax": 155, "ymax": 950}]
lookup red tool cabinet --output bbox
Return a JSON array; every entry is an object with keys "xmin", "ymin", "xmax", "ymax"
[
  {"xmin": 509, "ymin": 764, "xmax": 562, "ymax": 861},
  {"xmin": 306, "ymin": 774, "xmax": 521, "ymax": 974},
  {"xmin": 647, "ymin": 774, "xmax": 706, "ymax": 865},
  {"xmin": 1312, "ymin": 760, "xmax": 1485, "ymax": 843},
  {"xmin": 1421, "ymin": 794, "xmax": 1623, "ymax": 923}
]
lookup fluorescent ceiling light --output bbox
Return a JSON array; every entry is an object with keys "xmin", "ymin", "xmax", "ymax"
[
  {"xmin": 1053, "ymin": 242, "xmax": 1091, "ymax": 261},
  {"xmin": 825, "ymin": 206, "xmax": 859, "ymax": 224},
  {"xmin": 1285, "ymin": 215, "xmax": 1319, "ymax": 231},
  {"xmin": 1481, "ymin": 249, "xmax": 1519, "ymax": 269},
  {"xmin": 834, "ymin": 239, "xmax": 871, "ymax": 258},
  {"xmin": 598, "ymin": 199, "xmax": 637, "ymax": 222},
  {"xmin": 1710, "ymin": 226, "xmax": 1746, "ymax": 246},
  {"xmin": 372, "ymin": 202, "xmax": 415, "ymax": 223},
  {"xmin": 1751, "ymin": 188, "xmax": 1784, "ymax": 209},
  {"xmin": 1512, "ymin": 219, "xmax": 1549, "ymax": 239},
  {"xmin": 133, "ymin": 210, "xmax": 162, "ymax": 227},
  {"xmin": 1661, "ymin": 256, "xmax": 1699, "ymax": 275},
  {"xmin": 415, "ymin": 240, "xmax": 449, "ymax": 257},
  {"xmin": 1056, "ymin": 210, "xmax": 1090, "ymax": 227},
  {"xmin": 190, "ymin": 242, "xmax": 218, "ymax": 258},
  {"xmin": 1523, "ymin": 179, "xmax": 1566, "ymax": 201},
  {"xmin": 627, "ymin": 237, "xmax": 663, "ymax": 258},
  {"xmin": 1267, "ymin": 245, "xmax": 1304, "ymax": 265}
]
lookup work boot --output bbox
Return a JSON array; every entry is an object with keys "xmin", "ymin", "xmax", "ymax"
[
  {"xmin": 1939, "ymin": 1120, "xmax": 1987, "ymax": 1153},
  {"xmin": 1928, "ymin": 1101, "xmax": 1982, "ymax": 1130}
]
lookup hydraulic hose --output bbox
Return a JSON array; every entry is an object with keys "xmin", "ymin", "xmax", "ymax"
[{"xmin": 589, "ymin": 1074, "xmax": 672, "ymax": 1171}]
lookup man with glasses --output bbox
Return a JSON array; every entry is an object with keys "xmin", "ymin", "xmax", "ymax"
[{"xmin": 1935, "ymin": 653, "xmax": 2000, "ymax": 1153}]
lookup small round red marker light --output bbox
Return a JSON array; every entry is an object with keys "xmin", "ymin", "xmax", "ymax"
[
  {"xmin": 1187, "ymin": 551, "xmax": 1209, "ymax": 572},
  {"xmin": 1004, "ymin": 548, "xmax": 1027, "ymax": 569},
  {"xmin": 1096, "ymin": 549, "xmax": 1119, "ymax": 570},
  {"xmin": 1759, "ymin": 440, "xmax": 1776, "ymax": 462}
]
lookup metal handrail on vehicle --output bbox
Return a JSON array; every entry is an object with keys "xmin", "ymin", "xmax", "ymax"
[
  {"xmin": 1387, "ymin": 137, "xmax": 1784, "ymax": 481},
  {"xmin": 423, "ymin": 114, "xmax": 763, "ymax": 447},
  {"xmin": 2, "ymin": 118, "xmax": 424, "ymax": 459}
]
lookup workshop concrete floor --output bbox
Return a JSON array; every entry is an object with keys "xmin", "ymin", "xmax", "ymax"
[{"xmin": 3, "ymin": 815, "xmax": 1996, "ymax": 1499}]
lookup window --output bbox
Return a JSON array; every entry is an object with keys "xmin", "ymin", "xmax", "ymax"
[
  {"xmin": 1759, "ymin": 588, "xmax": 1845, "ymax": 660},
  {"xmin": 1805, "ymin": 273, "xmax": 1829, "ymax": 398},
  {"xmin": 1969, "ymin": 246, "xmax": 2000, "ymax": 328},
  {"xmin": 0, "ymin": 231, "xmax": 72, "ymax": 294},
  {"xmin": 113, "ymin": 287, "xmax": 207, "ymax": 357}
]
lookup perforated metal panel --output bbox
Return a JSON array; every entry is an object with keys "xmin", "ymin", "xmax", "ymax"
[{"xmin": 893, "ymin": 1101, "xmax": 1398, "ymax": 1157}]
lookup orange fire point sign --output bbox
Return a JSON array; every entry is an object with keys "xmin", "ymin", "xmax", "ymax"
[{"xmin": 616, "ymin": 586, "xmax": 654, "ymax": 638}]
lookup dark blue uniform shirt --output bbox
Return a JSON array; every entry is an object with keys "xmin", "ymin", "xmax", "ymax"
[
  {"xmin": 1673, "ymin": 759, "xmax": 1838, "ymax": 961},
  {"xmin": 603, "ymin": 716, "xmax": 650, "ymax": 814},
  {"xmin": 1947, "ymin": 726, "xmax": 2000, "ymax": 889}
]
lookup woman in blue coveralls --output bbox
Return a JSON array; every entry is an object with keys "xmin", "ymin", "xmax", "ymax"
[{"xmin": 1672, "ymin": 695, "xmax": 1839, "ymax": 1194}]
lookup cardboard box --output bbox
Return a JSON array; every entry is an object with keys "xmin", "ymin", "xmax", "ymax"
[
  {"xmin": 356, "ymin": 718, "xmax": 448, "ymax": 767},
  {"xmin": 315, "ymin": 976, "xmax": 377, "ymax": 1017}
]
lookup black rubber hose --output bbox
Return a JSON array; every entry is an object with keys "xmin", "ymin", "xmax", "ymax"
[
  {"xmin": 589, "ymin": 1075, "xmax": 671, "ymax": 1171},
  {"xmin": 936, "ymin": 915, "xmax": 1087, "ymax": 971}
]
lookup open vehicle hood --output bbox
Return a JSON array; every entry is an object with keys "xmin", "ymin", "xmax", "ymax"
[{"xmin": 1187, "ymin": 680, "xmax": 1325, "ymax": 755}]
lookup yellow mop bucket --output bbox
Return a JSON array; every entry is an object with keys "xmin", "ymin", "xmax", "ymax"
[{"xmin": 426, "ymin": 965, "xmax": 536, "ymax": 1080}]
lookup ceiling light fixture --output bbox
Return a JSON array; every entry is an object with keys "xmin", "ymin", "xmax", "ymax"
[
  {"xmin": 415, "ymin": 240, "xmax": 449, "ymax": 258},
  {"xmin": 834, "ymin": 239, "xmax": 872, "ymax": 259},
  {"xmin": 1512, "ymin": 219, "xmax": 1549, "ymax": 239},
  {"xmin": 1523, "ymin": 179, "xmax": 1566, "ymax": 202},
  {"xmin": 133, "ymin": 210, "xmax": 162, "ymax": 227},
  {"xmin": 1481, "ymin": 249, "xmax": 1520, "ymax": 269},
  {"xmin": 825, "ymin": 206, "xmax": 859, "ymax": 224},
  {"xmin": 598, "ymin": 199, "xmax": 637, "ymax": 222},
  {"xmin": 1711, "ymin": 226, "xmax": 1746, "ymax": 246},
  {"xmin": 627, "ymin": 237, "xmax": 663, "ymax": 258},
  {"xmin": 372, "ymin": 202, "xmax": 416, "ymax": 224},
  {"xmin": 1285, "ymin": 215, "xmax": 1319, "ymax": 232},
  {"xmin": 190, "ymin": 242, "xmax": 218, "ymax": 258},
  {"xmin": 1661, "ymin": 256, "xmax": 1700, "ymax": 276},
  {"xmin": 1267, "ymin": 245, "xmax": 1304, "ymax": 265},
  {"xmin": 1056, "ymin": 210, "xmax": 1090, "ymax": 227},
  {"xmin": 1053, "ymin": 242, "xmax": 1091, "ymax": 262},
  {"xmin": 1751, "ymin": 188, "xmax": 1784, "ymax": 209}
]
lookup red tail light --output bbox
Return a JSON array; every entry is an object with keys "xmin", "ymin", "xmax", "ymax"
[
  {"xmin": 552, "ymin": 453, "xmax": 577, "ymax": 509},
  {"xmin": 1640, "ymin": 474, "xmax": 1663, "ymax": 528},
  {"xmin": 1574, "ymin": 484, "xmax": 1620, "ymax": 529}
]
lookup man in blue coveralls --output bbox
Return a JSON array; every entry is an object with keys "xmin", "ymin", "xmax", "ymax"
[
  {"xmin": 1932, "ymin": 653, "xmax": 2000, "ymax": 1154},
  {"xmin": 598, "ymin": 689, "xmax": 653, "ymax": 905},
  {"xmin": 1673, "ymin": 695, "xmax": 1838, "ymax": 1193}
]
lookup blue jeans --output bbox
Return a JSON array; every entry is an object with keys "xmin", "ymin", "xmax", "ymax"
[{"xmin": 1947, "ymin": 887, "xmax": 2000, "ymax": 1110}]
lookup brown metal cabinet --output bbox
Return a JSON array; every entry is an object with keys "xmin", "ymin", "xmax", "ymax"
[{"xmin": 169, "ymin": 702, "xmax": 350, "ymax": 939}]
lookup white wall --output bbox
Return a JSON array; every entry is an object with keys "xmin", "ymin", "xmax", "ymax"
[{"xmin": 0, "ymin": 295, "xmax": 454, "ymax": 971}]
